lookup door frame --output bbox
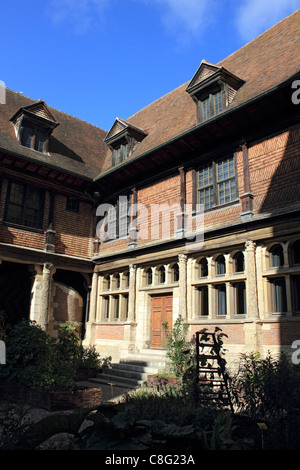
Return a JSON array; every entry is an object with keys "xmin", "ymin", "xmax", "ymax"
[{"xmin": 150, "ymin": 293, "xmax": 173, "ymax": 349}]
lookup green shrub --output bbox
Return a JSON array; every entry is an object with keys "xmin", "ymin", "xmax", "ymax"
[
  {"xmin": 0, "ymin": 320, "xmax": 55, "ymax": 390},
  {"xmin": 0, "ymin": 320, "xmax": 104, "ymax": 392},
  {"xmin": 162, "ymin": 314, "xmax": 191, "ymax": 378}
]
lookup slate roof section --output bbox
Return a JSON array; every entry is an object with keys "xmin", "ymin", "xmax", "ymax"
[{"xmin": 0, "ymin": 88, "xmax": 108, "ymax": 180}]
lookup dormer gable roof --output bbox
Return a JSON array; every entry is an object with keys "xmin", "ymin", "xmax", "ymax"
[
  {"xmin": 10, "ymin": 100, "xmax": 59, "ymax": 129},
  {"xmin": 104, "ymin": 117, "xmax": 147, "ymax": 147},
  {"xmin": 186, "ymin": 60, "xmax": 245, "ymax": 99}
]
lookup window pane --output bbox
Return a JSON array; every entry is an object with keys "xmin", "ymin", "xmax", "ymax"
[
  {"xmin": 217, "ymin": 285, "xmax": 227, "ymax": 315},
  {"xmin": 201, "ymin": 97, "xmax": 210, "ymax": 121},
  {"xmin": 234, "ymin": 252, "xmax": 245, "ymax": 272},
  {"xmin": 6, "ymin": 204, "xmax": 22, "ymax": 225},
  {"xmin": 217, "ymin": 255, "xmax": 226, "ymax": 275},
  {"xmin": 214, "ymin": 91, "xmax": 223, "ymax": 115},
  {"xmin": 10, "ymin": 182, "xmax": 25, "ymax": 205},
  {"xmin": 270, "ymin": 245, "xmax": 284, "ymax": 267},
  {"xmin": 271, "ymin": 278, "xmax": 287, "ymax": 313},
  {"xmin": 197, "ymin": 286, "xmax": 208, "ymax": 316},
  {"xmin": 21, "ymin": 126, "xmax": 34, "ymax": 148},
  {"xmin": 198, "ymin": 165, "xmax": 214, "ymax": 209},
  {"xmin": 200, "ymin": 258, "xmax": 208, "ymax": 277},
  {"xmin": 199, "ymin": 187, "xmax": 214, "ymax": 210},
  {"xmin": 35, "ymin": 130, "xmax": 46, "ymax": 152},
  {"xmin": 108, "ymin": 205, "xmax": 117, "ymax": 239},
  {"xmin": 119, "ymin": 197, "xmax": 129, "ymax": 237},
  {"xmin": 5, "ymin": 182, "xmax": 43, "ymax": 228},
  {"xmin": 293, "ymin": 275, "xmax": 300, "ymax": 312},
  {"xmin": 234, "ymin": 282, "xmax": 246, "ymax": 314}
]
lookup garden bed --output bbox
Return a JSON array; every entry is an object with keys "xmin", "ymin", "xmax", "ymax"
[{"xmin": 0, "ymin": 385, "xmax": 102, "ymax": 411}]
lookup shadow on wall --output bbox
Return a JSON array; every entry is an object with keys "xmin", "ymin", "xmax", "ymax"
[
  {"xmin": 52, "ymin": 270, "xmax": 90, "ymax": 337},
  {"xmin": 257, "ymin": 125, "xmax": 300, "ymax": 355}
]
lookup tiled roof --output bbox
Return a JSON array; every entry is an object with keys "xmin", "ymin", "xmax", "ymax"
[
  {"xmin": 0, "ymin": 10, "xmax": 299, "ymax": 182},
  {"xmin": 0, "ymin": 88, "xmax": 108, "ymax": 180},
  {"xmin": 99, "ymin": 9, "xmax": 300, "ymax": 175}
]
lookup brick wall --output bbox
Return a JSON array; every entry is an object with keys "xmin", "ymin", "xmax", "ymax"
[
  {"xmin": 0, "ymin": 176, "xmax": 94, "ymax": 259},
  {"xmin": 96, "ymin": 323, "xmax": 125, "ymax": 340},
  {"xmin": 53, "ymin": 194, "xmax": 94, "ymax": 258},
  {"xmin": 249, "ymin": 125, "xmax": 300, "ymax": 214},
  {"xmin": 189, "ymin": 323, "xmax": 245, "ymax": 345}
]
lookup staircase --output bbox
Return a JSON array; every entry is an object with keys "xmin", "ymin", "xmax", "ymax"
[{"xmin": 89, "ymin": 350, "xmax": 168, "ymax": 390}]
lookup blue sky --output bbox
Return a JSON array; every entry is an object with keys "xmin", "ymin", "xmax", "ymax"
[{"xmin": 1, "ymin": 0, "xmax": 299, "ymax": 131}]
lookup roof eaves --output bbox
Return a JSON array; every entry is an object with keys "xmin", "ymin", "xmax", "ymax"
[{"xmin": 93, "ymin": 73, "xmax": 298, "ymax": 183}]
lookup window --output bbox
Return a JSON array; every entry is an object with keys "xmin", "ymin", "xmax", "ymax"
[
  {"xmin": 217, "ymin": 284, "xmax": 227, "ymax": 315},
  {"xmin": 292, "ymin": 275, "xmax": 300, "ymax": 312},
  {"xmin": 199, "ymin": 258, "xmax": 208, "ymax": 277},
  {"xmin": 112, "ymin": 144, "xmax": 129, "ymax": 166},
  {"xmin": 198, "ymin": 156, "xmax": 236, "ymax": 209},
  {"xmin": 270, "ymin": 278, "xmax": 287, "ymax": 313},
  {"xmin": 145, "ymin": 268, "xmax": 153, "ymax": 286},
  {"xmin": 66, "ymin": 198, "xmax": 79, "ymax": 213},
  {"xmin": 199, "ymin": 90, "xmax": 223, "ymax": 122},
  {"xmin": 216, "ymin": 255, "xmax": 226, "ymax": 275},
  {"xmin": 197, "ymin": 286, "xmax": 209, "ymax": 316},
  {"xmin": 198, "ymin": 165, "xmax": 214, "ymax": 209},
  {"xmin": 172, "ymin": 264, "xmax": 180, "ymax": 282},
  {"xmin": 105, "ymin": 196, "xmax": 130, "ymax": 241},
  {"xmin": 5, "ymin": 181, "xmax": 44, "ymax": 229},
  {"xmin": 234, "ymin": 252, "xmax": 244, "ymax": 273},
  {"xmin": 217, "ymin": 157, "xmax": 236, "ymax": 205},
  {"xmin": 233, "ymin": 282, "xmax": 246, "ymax": 314},
  {"xmin": 158, "ymin": 266, "xmax": 166, "ymax": 284},
  {"xmin": 270, "ymin": 244, "xmax": 284, "ymax": 267},
  {"xmin": 291, "ymin": 240, "xmax": 300, "ymax": 265},
  {"xmin": 21, "ymin": 125, "xmax": 47, "ymax": 153}
]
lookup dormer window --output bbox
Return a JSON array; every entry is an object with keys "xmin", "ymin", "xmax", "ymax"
[
  {"xmin": 104, "ymin": 118, "xmax": 147, "ymax": 168},
  {"xmin": 10, "ymin": 100, "xmax": 59, "ymax": 154},
  {"xmin": 113, "ymin": 142, "xmax": 130, "ymax": 166},
  {"xmin": 186, "ymin": 61, "xmax": 244, "ymax": 123}
]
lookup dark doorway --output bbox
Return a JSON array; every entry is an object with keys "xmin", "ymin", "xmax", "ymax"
[{"xmin": 0, "ymin": 261, "xmax": 31, "ymax": 330}]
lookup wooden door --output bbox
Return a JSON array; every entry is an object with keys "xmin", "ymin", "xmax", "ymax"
[{"xmin": 150, "ymin": 294, "xmax": 173, "ymax": 349}]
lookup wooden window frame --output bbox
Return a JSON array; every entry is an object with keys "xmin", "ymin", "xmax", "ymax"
[
  {"xmin": 4, "ymin": 180, "xmax": 45, "ymax": 230},
  {"xmin": 20, "ymin": 123, "xmax": 48, "ymax": 153},
  {"xmin": 197, "ymin": 155, "xmax": 237, "ymax": 210},
  {"xmin": 104, "ymin": 196, "xmax": 130, "ymax": 241}
]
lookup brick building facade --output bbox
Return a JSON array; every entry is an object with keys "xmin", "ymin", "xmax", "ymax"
[{"xmin": 0, "ymin": 11, "xmax": 300, "ymax": 368}]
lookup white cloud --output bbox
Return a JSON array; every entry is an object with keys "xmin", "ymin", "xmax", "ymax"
[
  {"xmin": 235, "ymin": 0, "xmax": 299, "ymax": 42},
  {"xmin": 156, "ymin": 0, "xmax": 211, "ymax": 33},
  {"xmin": 49, "ymin": 0, "xmax": 108, "ymax": 34}
]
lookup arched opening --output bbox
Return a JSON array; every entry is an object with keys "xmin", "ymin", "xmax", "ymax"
[
  {"xmin": 216, "ymin": 255, "xmax": 226, "ymax": 275},
  {"xmin": 0, "ymin": 261, "xmax": 31, "ymax": 332},
  {"xmin": 52, "ymin": 269, "xmax": 90, "ymax": 338},
  {"xmin": 270, "ymin": 244, "xmax": 284, "ymax": 267},
  {"xmin": 233, "ymin": 251, "xmax": 245, "ymax": 272}
]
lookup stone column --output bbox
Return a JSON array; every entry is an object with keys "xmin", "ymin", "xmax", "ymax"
[
  {"xmin": 89, "ymin": 272, "xmax": 98, "ymax": 322},
  {"xmin": 245, "ymin": 241, "xmax": 259, "ymax": 318},
  {"xmin": 178, "ymin": 253, "xmax": 187, "ymax": 318},
  {"xmin": 128, "ymin": 264, "xmax": 136, "ymax": 321},
  {"xmin": 39, "ymin": 262, "xmax": 53, "ymax": 331}
]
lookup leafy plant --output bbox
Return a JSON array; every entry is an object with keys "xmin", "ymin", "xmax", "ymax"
[
  {"xmin": 231, "ymin": 351, "xmax": 300, "ymax": 421},
  {"xmin": 162, "ymin": 314, "xmax": 191, "ymax": 378}
]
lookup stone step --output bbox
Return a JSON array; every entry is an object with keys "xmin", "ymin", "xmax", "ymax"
[{"xmin": 89, "ymin": 351, "xmax": 169, "ymax": 389}]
